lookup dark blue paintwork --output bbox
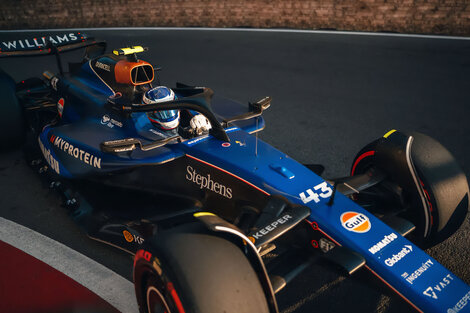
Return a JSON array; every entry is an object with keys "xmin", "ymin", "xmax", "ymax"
[{"xmin": 36, "ymin": 51, "xmax": 470, "ymax": 313}]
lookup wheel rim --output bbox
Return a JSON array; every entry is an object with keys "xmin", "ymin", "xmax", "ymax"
[{"xmin": 147, "ymin": 286, "xmax": 171, "ymax": 313}]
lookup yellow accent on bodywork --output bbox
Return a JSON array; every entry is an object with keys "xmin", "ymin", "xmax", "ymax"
[
  {"xmin": 193, "ymin": 212, "xmax": 216, "ymax": 218},
  {"xmin": 113, "ymin": 46, "xmax": 145, "ymax": 55},
  {"xmin": 383, "ymin": 129, "xmax": 397, "ymax": 138}
]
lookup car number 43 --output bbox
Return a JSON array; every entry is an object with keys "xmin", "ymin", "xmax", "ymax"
[{"xmin": 299, "ymin": 182, "xmax": 333, "ymax": 204}]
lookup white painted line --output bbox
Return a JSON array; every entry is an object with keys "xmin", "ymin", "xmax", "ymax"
[
  {"xmin": 0, "ymin": 217, "xmax": 139, "ymax": 313},
  {"xmin": 0, "ymin": 27, "xmax": 469, "ymax": 41}
]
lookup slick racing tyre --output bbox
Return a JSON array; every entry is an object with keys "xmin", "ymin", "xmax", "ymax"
[
  {"xmin": 133, "ymin": 223, "xmax": 270, "ymax": 313},
  {"xmin": 0, "ymin": 69, "xmax": 24, "ymax": 149},
  {"xmin": 351, "ymin": 132, "xmax": 469, "ymax": 248}
]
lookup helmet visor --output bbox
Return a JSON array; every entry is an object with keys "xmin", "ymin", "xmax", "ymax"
[{"xmin": 153, "ymin": 109, "xmax": 179, "ymax": 122}]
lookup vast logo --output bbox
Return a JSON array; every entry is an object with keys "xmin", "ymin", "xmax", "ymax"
[
  {"xmin": 340, "ymin": 212, "xmax": 371, "ymax": 233},
  {"xmin": 385, "ymin": 245, "xmax": 413, "ymax": 267},
  {"xmin": 51, "ymin": 135, "xmax": 101, "ymax": 169},
  {"xmin": 423, "ymin": 274, "xmax": 454, "ymax": 300},
  {"xmin": 368, "ymin": 232, "xmax": 397, "ymax": 254},
  {"xmin": 186, "ymin": 165, "xmax": 232, "ymax": 199}
]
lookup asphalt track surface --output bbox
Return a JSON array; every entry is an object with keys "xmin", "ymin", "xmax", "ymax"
[{"xmin": 1, "ymin": 28, "xmax": 469, "ymax": 313}]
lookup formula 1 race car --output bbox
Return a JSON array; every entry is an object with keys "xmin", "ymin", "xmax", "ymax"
[{"xmin": 1, "ymin": 33, "xmax": 469, "ymax": 313}]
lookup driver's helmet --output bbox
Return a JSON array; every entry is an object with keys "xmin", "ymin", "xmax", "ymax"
[{"xmin": 143, "ymin": 86, "xmax": 179, "ymax": 130}]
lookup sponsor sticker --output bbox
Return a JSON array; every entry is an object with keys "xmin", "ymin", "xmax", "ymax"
[
  {"xmin": 235, "ymin": 140, "xmax": 246, "ymax": 147},
  {"xmin": 385, "ymin": 245, "xmax": 413, "ymax": 267},
  {"xmin": 186, "ymin": 165, "xmax": 232, "ymax": 199},
  {"xmin": 95, "ymin": 61, "xmax": 111, "ymax": 71},
  {"xmin": 221, "ymin": 142, "xmax": 231, "ymax": 147},
  {"xmin": 38, "ymin": 137, "xmax": 60, "ymax": 174},
  {"xmin": 401, "ymin": 259, "xmax": 433, "ymax": 284},
  {"xmin": 423, "ymin": 274, "xmax": 454, "ymax": 299},
  {"xmin": 57, "ymin": 98, "xmax": 65, "ymax": 117},
  {"xmin": 448, "ymin": 290, "xmax": 470, "ymax": 313},
  {"xmin": 123, "ymin": 230, "xmax": 145, "ymax": 244},
  {"xmin": 1, "ymin": 33, "xmax": 81, "ymax": 51},
  {"xmin": 185, "ymin": 135, "xmax": 208, "ymax": 146},
  {"xmin": 340, "ymin": 212, "xmax": 371, "ymax": 233},
  {"xmin": 319, "ymin": 238, "xmax": 335, "ymax": 253},
  {"xmin": 123, "ymin": 230, "xmax": 133, "ymax": 242},
  {"xmin": 148, "ymin": 128, "xmax": 165, "ymax": 137},
  {"xmin": 369, "ymin": 232, "xmax": 397, "ymax": 254},
  {"xmin": 51, "ymin": 77, "xmax": 59, "ymax": 91},
  {"xmin": 101, "ymin": 115, "xmax": 123, "ymax": 128},
  {"xmin": 250, "ymin": 214, "xmax": 292, "ymax": 241},
  {"xmin": 51, "ymin": 135, "xmax": 101, "ymax": 169}
]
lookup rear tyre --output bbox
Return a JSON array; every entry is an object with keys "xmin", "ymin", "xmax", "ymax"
[
  {"xmin": 0, "ymin": 69, "xmax": 24, "ymax": 149},
  {"xmin": 134, "ymin": 223, "xmax": 270, "ymax": 313},
  {"xmin": 351, "ymin": 132, "xmax": 469, "ymax": 247}
]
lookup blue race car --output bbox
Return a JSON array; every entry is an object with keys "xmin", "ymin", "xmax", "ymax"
[{"xmin": 1, "ymin": 33, "xmax": 469, "ymax": 313}]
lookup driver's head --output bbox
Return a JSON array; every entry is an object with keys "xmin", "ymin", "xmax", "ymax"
[{"xmin": 143, "ymin": 86, "xmax": 179, "ymax": 130}]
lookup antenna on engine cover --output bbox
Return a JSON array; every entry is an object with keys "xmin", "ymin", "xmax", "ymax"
[{"xmin": 327, "ymin": 182, "xmax": 338, "ymax": 206}]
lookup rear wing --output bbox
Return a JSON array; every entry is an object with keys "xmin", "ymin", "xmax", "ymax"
[
  {"xmin": 0, "ymin": 32, "xmax": 106, "ymax": 74},
  {"xmin": 0, "ymin": 32, "xmax": 106, "ymax": 58}
]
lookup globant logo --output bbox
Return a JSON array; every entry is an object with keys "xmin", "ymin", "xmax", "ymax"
[{"xmin": 385, "ymin": 245, "xmax": 413, "ymax": 267}]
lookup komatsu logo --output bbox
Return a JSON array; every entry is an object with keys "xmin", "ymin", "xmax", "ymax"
[
  {"xmin": 51, "ymin": 135, "xmax": 101, "ymax": 169},
  {"xmin": 340, "ymin": 212, "xmax": 371, "ymax": 233},
  {"xmin": 368, "ymin": 233, "xmax": 397, "ymax": 254},
  {"xmin": 1, "ymin": 33, "xmax": 80, "ymax": 51},
  {"xmin": 186, "ymin": 165, "xmax": 232, "ymax": 199}
]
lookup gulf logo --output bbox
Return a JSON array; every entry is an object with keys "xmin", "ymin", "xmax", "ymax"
[{"xmin": 341, "ymin": 211, "xmax": 371, "ymax": 233}]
